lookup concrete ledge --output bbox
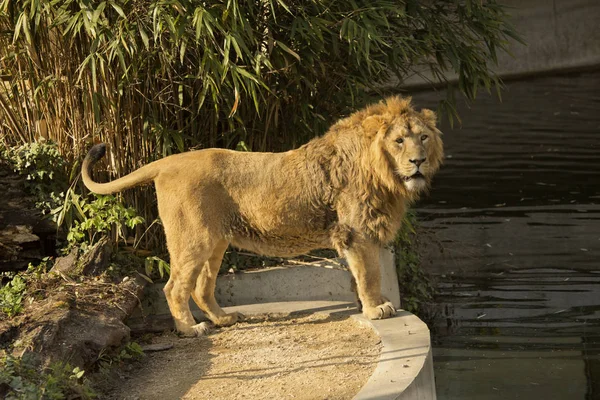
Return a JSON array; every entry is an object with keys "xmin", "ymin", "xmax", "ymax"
[
  {"xmin": 219, "ymin": 249, "xmax": 399, "ymax": 307},
  {"xmin": 219, "ymin": 248, "xmax": 400, "ymax": 308},
  {"xmin": 216, "ymin": 264, "xmax": 355, "ymax": 306},
  {"xmin": 219, "ymin": 301, "xmax": 436, "ymax": 400},
  {"xmin": 353, "ymin": 311, "xmax": 436, "ymax": 400},
  {"xmin": 132, "ymin": 264, "xmax": 356, "ymax": 318},
  {"xmin": 134, "ymin": 253, "xmax": 400, "ymax": 318}
]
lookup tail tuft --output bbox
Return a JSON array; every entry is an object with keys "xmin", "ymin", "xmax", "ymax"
[
  {"xmin": 82, "ymin": 142, "xmax": 155, "ymax": 195},
  {"xmin": 88, "ymin": 143, "xmax": 106, "ymax": 162}
]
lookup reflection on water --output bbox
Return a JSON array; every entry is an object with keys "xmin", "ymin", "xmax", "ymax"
[{"xmin": 411, "ymin": 71, "xmax": 600, "ymax": 400}]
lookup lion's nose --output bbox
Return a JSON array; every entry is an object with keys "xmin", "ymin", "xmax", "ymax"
[{"xmin": 410, "ymin": 157, "xmax": 426, "ymax": 167}]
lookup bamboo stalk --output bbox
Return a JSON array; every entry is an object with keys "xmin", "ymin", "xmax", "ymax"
[{"xmin": 0, "ymin": 90, "xmax": 27, "ymax": 143}]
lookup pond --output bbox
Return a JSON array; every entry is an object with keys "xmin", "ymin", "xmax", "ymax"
[{"xmin": 411, "ymin": 71, "xmax": 600, "ymax": 399}]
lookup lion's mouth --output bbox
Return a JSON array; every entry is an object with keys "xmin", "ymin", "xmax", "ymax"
[{"xmin": 402, "ymin": 171, "xmax": 425, "ymax": 182}]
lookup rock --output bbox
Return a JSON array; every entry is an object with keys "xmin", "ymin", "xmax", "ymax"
[
  {"xmin": 2, "ymin": 225, "xmax": 40, "ymax": 244},
  {"xmin": 51, "ymin": 237, "xmax": 115, "ymax": 277},
  {"xmin": 50, "ymin": 247, "xmax": 79, "ymax": 274},
  {"xmin": 19, "ymin": 293, "xmax": 129, "ymax": 368},
  {"xmin": 81, "ymin": 237, "xmax": 113, "ymax": 276},
  {"xmin": 0, "ymin": 225, "xmax": 41, "ymax": 270}
]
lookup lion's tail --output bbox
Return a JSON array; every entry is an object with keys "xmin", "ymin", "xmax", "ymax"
[{"xmin": 82, "ymin": 143, "xmax": 158, "ymax": 195}]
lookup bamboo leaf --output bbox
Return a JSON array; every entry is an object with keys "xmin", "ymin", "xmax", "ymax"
[
  {"xmin": 139, "ymin": 24, "xmax": 150, "ymax": 50},
  {"xmin": 29, "ymin": 0, "xmax": 39, "ymax": 18},
  {"xmin": 275, "ymin": 40, "xmax": 300, "ymax": 61},
  {"xmin": 228, "ymin": 85, "xmax": 240, "ymax": 118},
  {"xmin": 92, "ymin": 2, "xmax": 106, "ymax": 24},
  {"xmin": 13, "ymin": 13, "xmax": 24, "ymax": 43},
  {"xmin": 275, "ymin": 0, "xmax": 291, "ymax": 15},
  {"xmin": 503, "ymin": 27, "xmax": 526, "ymax": 45},
  {"xmin": 91, "ymin": 55, "xmax": 97, "ymax": 90},
  {"xmin": 110, "ymin": 2, "xmax": 126, "ymax": 18},
  {"xmin": 180, "ymin": 40, "xmax": 187, "ymax": 64},
  {"xmin": 173, "ymin": 132, "xmax": 184, "ymax": 152},
  {"xmin": 92, "ymin": 92, "xmax": 101, "ymax": 123},
  {"xmin": 222, "ymin": 35, "xmax": 231, "ymax": 74}
]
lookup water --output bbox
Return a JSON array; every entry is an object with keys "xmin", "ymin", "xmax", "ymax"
[{"xmin": 410, "ymin": 71, "xmax": 600, "ymax": 399}]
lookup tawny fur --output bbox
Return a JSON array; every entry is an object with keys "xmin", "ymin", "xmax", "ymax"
[{"xmin": 82, "ymin": 96, "xmax": 444, "ymax": 336}]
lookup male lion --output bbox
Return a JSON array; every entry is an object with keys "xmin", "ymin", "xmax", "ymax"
[{"xmin": 82, "ymin": 96, "xmax": 443, "ymax": 336}]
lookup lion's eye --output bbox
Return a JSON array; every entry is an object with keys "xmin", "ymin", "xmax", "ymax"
[
  {"xmin": 421, "ymin": 135, "xmax": 428, "ymax": 141},
  {"xmin": 396, "ymin": 138, "xmax": 404, "ymax": 144}
]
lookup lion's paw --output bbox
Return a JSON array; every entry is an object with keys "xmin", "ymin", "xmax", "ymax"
[
  {"xmin": 192, "ymin": 322, "xmax": 212, "ymax": 336},
  {"xmin": 214, "ymin": 312, "xmax": 244, "ymax": 327},
  {"xmin": 177, "ymin": 321, "xmax": 212, "ymax": 337},
  {"xmin": 363, "ymin": 301, "xmax": 396, "ymax": 320}
]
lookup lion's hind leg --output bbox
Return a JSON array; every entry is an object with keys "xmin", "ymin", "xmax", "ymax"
[
  {"xmin": 191, "ymin": 239, "xmax": 243, "ymax": 326},
  {"xmin": 157, "ymin": 184, "xmax": 231, "ymax": 336},
  {"xmin": 163, "ymin": 241, "xmax": 215, "ymax": 337}
]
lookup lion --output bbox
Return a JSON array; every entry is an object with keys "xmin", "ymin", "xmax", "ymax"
[{"xmin": 82, "ymin": 96, "xmax": 444, "ymax": 336}]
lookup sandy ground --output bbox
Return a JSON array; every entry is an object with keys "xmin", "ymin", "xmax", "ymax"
[{"xmin": 106, "ymin": 313, "xmax": 381, "ymax": 400}]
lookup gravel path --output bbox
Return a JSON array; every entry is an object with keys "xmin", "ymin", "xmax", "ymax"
[{"xmin": 108, "ymin": 313, "xmax": 380, "ymax": 400}]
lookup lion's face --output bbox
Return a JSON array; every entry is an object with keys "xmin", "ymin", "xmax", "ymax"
[{"xmin": 375, "ymin": 110, "xmax": 444, "ymax": 193}]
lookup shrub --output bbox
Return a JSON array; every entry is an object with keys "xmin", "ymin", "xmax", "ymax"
[
  {"xmin": 63, "ymin": 194, "xmax": 145, "ymax": 250},
  {"xmin": 0, "ymin": 275, "xmax": 26, "ymax": 317},
  {"xmin": 1, "ymin": 141, "xmax": 68, "ymax": 212}
]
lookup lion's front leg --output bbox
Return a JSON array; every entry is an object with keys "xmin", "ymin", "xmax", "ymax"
[{"xmin": 344, "ymin": 240, "xmax": 396, "ymax": 320}]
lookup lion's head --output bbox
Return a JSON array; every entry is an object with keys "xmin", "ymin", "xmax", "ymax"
[{"xmin": 356, "ymin": 96, "xmax": 444, "ymax": 196}]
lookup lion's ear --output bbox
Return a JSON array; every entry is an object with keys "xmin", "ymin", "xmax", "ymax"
[
  {"xmin": 420, "ymin": 109, "xmax": 438, "ymax": 126},
  {"xmin": 362, "ymin": 115, "xmax": 388, "ymax": 137}
]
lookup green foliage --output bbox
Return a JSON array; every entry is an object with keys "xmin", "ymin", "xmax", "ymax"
[
  {"xmin": 1, "ymin": 141, "xmax": 69, "ymax": 212},
  {"xmin": 2, "ymin": 141, "xmax": 145, "ymax": 250},
  {"xmin": 0, "ymin": 275, "xmax": 26, "ymax": 317},
  {"xmin": 2, "ymin": 140, "xmax": 147, "ymax": 280},
  {"xmin": 235, "ymin": 141, "xmax": 251, "ymax": 152},
  {"xmin": 144, "ymin": 256, "xmax": 170, "ymax": 280},
  {"xmin": 63, "ymin": 194, "xmax": 145, "ymax": 250},
  {"xmin": 120, "ymin": 342, "xmax": 144, "ymax": 360},
  {"xmin": 0, "ymin": 353, "xmax": 95, "ymax": 399},
  {"xmin": 0, "ymin": 259, "xmax": 51, "ymax": 318},
  {"xmin": 0, "ymin": 141, "xmax": 67, "ymax": 189},
  {"xmin": 394, "ymin": 212, "xmax": 435, "ymax": 314},
  {"xmin": 96, "ymin": 341, "xmax": 144, "ymax": 374},
  {"xmin": 24, "ymin": 257, "xmax": 51, "ymax": 278}
]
